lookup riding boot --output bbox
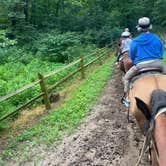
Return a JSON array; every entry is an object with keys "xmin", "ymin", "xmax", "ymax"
[{"xmin": 121, "ymin": 93, "xmax": 130, "ymax": 108}]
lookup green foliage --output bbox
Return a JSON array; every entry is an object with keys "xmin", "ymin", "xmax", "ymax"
[
  {"xmin": 153, "ymin": 0, "xmax": 166, "ymax": 27},
  {"xmin": 0, "ymin": 59, "xmax": 65, "ymax": 121},
  {"xmin": 0, "ymin": 46, "xmax": 33, "ymax": 65},
  {"xmin": 85, "ymin": 26, "xmax": 121, "ymax": 47},
  {"xmin": 33, "ymin": 31, "xmax": 84, "ymax": 63},
  {"xmin": 0, "ymin": 43, "xmax": 96, "ymax": 125},
  {"xmin": 0, "ymin": 56, "xmax": 115, "ymax": 162},
  {"xmin": 1, "ymin": 0, "xmax": 165, "ymax": 47},
  {"xmin": 0, "ymin": 30, "xmax": 17, "ymax": 48}
]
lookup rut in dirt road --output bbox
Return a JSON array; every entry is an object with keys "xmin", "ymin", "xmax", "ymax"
[{"xmin": 35, "ymin": 68, "xmax": 149, "ymax": 166}]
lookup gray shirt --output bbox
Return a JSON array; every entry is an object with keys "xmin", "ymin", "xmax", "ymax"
[{"xmin": 121, "ymin": 38, "xmax": 132, "ymax": 53}]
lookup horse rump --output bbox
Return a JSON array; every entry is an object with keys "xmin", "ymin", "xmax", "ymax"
[
  {"xmin": 135, "ymin": 89, "xmax": 166, "ymax": 131},
  {"xmin": 150, "ymin": 89, "xmax": 166, "ymax": 119}
]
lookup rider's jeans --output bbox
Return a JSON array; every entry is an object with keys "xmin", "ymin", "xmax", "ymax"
[{"xmin": 123, "ymin": 59, "xmax": 165, "ymax": 93}]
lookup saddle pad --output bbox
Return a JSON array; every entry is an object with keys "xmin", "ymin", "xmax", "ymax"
[{"xmin": 130, "ymin": 71, "xmax": 162, "ymax": 89}]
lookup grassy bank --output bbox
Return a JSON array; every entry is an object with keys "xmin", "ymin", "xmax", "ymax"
[
  {"xmin": 0, "ymin": 44, "xmax": 97, "ymax": 127},
  {"xmin": 0, "ymin": 56, "xmax": 115, "ymax": 164}
]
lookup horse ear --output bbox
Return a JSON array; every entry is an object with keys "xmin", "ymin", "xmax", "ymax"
[{"xmin": 135, "ymin": 97, "xmax": 151, "ymax": 120}]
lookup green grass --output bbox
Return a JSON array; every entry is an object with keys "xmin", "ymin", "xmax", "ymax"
[
  {"xmin": 0, "ymin": 56, "xmax": 115, "ymax": 163},
  {"xmin": 0, "ymin": 45, "xmax": 98, "ymax": 126},
  {"xmin": 163, "ymin": 53, "xmax": 166, "ymax": 66},
  {"xmin": 0, "ymin": 60, "xmax": 65, "ymax": 121}
]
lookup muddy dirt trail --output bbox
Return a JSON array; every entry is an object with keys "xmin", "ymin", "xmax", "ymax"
[{"xmin": 26, "ymin": 67, "xmax": 149, "ymax": 166}]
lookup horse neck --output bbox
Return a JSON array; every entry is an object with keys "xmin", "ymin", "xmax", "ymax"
[{"xmin": 154, "ymin": 113, "xmax": 166, "ymax": 166}]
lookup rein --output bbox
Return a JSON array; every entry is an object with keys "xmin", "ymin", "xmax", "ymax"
[
  {"xmin": 134, "ymin": 120, "xmax": 159, "ymax": 166},
  {"xmin": 134, "ymin": 94, "xmax": 166, "ymax": 165}
]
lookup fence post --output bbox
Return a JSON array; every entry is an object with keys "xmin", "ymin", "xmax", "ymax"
[
  {"xmin": 38, "ymin": 73, "xmax": 51, "ymax": 110},
  {"xmin": 80, "ymin": 56, "xmax": 85, "ymax": 79},
  {"xmin": 97, "ymin": 48, "xmax": 102, "ymax": 65}
]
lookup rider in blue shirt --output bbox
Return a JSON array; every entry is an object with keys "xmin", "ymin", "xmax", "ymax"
[
  {"xmin": 122, "ymin": 17, "xmax": 165, "ymax": 106},
  {"xmin": 130, "ymin": 32, "xmax": 164, "ymax": 65}
]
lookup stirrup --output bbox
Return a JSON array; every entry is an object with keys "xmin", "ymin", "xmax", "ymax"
[{"xmin": 121, "ymin": 97, "xmax": 130, "ymax": 108}]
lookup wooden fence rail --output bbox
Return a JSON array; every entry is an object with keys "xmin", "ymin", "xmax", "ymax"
[
  {"xmin": 0, "ymin": 46, "xmax": 112, "ymax": 122},
  {"xmin": 0, "ymin": 80, "xmax": 41, "ymax": 103}
]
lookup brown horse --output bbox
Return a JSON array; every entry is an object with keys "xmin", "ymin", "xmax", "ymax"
[
  {"xmin": 128, "ymin": 73, "xmax": 166, "ymax": 166},
  {"xmin": 116, "ymin": 51, "xmax": 132, "ymax": 73}
]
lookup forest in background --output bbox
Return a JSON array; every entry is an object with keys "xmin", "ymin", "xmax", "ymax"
[
  {"xmin": 0, "ymin": 0, "xmax": 166, "ymax": 63},
  {"xmin": 0, "ymin": 0, "xmax": 166, "ymax": 46},
  {"xmin": 0, "ymin": 0, "xmax": 166, "ymax": 125}
]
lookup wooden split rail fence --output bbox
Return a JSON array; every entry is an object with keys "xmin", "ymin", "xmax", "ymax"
[{"xmin": 0, "ymin": 46, "xmax": 112, "ymax": 122}]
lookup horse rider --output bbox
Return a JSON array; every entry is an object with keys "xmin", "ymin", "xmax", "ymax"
[
  {"xmin": 122, "ymin": 17, "xmax": 165, "ymax": 107},
  {"xmin": 120, "ymin": 31, "xmax": 132, "ymax": 55},
  {"xmin": 116, "ymin": 30, "xmax": 132, "ymax": 68},
  {"xmin": 118, "ymin": 28, "xmax": 131, "ymax": 53}
]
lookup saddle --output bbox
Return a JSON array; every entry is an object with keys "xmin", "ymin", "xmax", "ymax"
[
  {"xmin": 131, "ymin": 67, "xmax": 163, "ymax": 85},
  {"xmin": 137, "ymin": 67, "xmax": 162, "ymax": 75}
]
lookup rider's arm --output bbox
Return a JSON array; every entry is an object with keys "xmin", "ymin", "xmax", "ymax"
[{"xmin": 129, "ymin": 41, "xmax": 136, "ymax": 63}]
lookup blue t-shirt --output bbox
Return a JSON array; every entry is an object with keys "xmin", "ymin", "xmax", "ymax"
[{"xmin": 129, "ymin": 33, "xmax": 164, "ymax": 65}]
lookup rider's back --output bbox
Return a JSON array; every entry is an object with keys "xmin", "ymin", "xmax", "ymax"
[
  {"xmin": 130, "ymin": 33, "xmax": 164, "ymax": 65},
  {"xmin": 121, "ymin": 38, "xmax": 132, "ymax": 53}
]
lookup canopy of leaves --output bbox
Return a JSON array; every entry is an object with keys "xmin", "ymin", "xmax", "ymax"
[{"xmin": 0, "ymin": 0, "xmax": 165, "ymax": 46}]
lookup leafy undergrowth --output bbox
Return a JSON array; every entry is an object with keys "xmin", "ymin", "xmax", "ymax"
[
  {"xmin": 0, "ymin": 61, "xmax": 66, "ymax": 125},
  {"xmin": 0, "ymin": 56, "xmax": 115, "ymax": 163},
  {"xmin": 0, "ymin": 44, "xmax": 97, "ymax": 126}
]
